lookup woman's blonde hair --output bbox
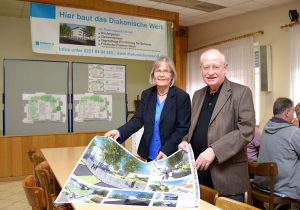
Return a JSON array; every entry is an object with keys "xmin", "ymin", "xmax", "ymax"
[
  {"xmin": 295, "ymin": 102, "xmax": 300, "ymax": 112},
  {"xmin": 149, "ymin": 56, "xmax": 177, "ymax": 87}
]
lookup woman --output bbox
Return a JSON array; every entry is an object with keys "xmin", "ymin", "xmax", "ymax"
[
  {"xmin": 292, "ymin": 102, "xmax": 300, "ymax": 127},
  {"xmin": 105, "ymin": 56, "xmax": 191, "ymax": 161}
]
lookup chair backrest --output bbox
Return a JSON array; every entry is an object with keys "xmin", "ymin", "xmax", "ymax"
[
  {"xmin": 35, "ymin": 167, "xmax": 54, "ymax": 210},
  {"xmin": 216, "ymin": 197, "xmax": 260, "ymax": 210},
  {"xmin": 199, "ymin": 184, "xmax": 219, "ymax": 205},
  {"xmin": 28, "ymin": 149, "xmax": 46, "ymax": 186},
  {"xmin": 35, "ymin": 162, "xmax": 71, "ymax": 210},
  {"xmin": 248, "ymin": 161, "xmax": 277, "ymax": 196},
  {"xmin": 22, "ymin": 175, "xmax": 47, "ymax": 210},
  {"xmin": 28, "ymin": 148, "xmax": 37, "ymax": 164},
  {"xmin": 248, "ymin": 161, "xmax": 292, "ymax": 210},
  {"xmin": 32, "ymin": 152, "xmax": 46, "ymax": 167}
]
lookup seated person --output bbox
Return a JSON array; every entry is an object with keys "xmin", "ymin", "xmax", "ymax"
[
  {"xmin": 255, "ymin": 97, "xmax": 300, "ymax": 200},
  {"xmin": 247, "ymin": 127, "xmax": 261, "ymax": 162},
  {"xmin": 292, "ymin": 102, "xmax": 300, "ymax": 127}
]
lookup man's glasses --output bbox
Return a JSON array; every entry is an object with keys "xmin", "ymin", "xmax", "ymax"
[
  {"xmin": 154, "ymin": 70, "xmax": 171, "ymax": 75},
  {"xmin": 202, "ymin": 64, "xmax": 224, "ymax": 72}
]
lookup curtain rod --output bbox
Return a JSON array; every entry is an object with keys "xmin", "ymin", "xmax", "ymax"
[
  {"xmin": 280, "ymin": 21, "xmax": 300, "ymax": 29},
  {"xmin": 188, "ymin": 30, "xmax": 264, "ymax": 53}
]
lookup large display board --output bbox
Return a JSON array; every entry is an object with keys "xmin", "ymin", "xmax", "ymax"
[
  {"xmin": 3, "ymin": 59, "xmax": 69, "ymax": 135},
  {"xmin": 72, "ymin": 62, "xmax": 126, "ymax": 132}
]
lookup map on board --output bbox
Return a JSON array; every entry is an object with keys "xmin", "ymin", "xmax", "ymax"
[
  {"xmin": 88, "ymin": 64, "xmax": 125, "ymax": 93},
  {"xmin": 73, "ymin": 94, "xmax": 112, "ymax": 122},
  {"xmin": 22, "ymin": 93, "xmax": 67, "ymax": 123},
  {"xmin": 55, "ymin": 136, "xmax": 200, "ymax": 208}
]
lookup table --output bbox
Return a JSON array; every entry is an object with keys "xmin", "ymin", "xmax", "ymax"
[{"xmin": 41, "ymin": 147, "xmax": 221, "ymax": 210}]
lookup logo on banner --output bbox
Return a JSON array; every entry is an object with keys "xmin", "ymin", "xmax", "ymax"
[{"xmin": 33, "ymin": 41, "xmax": 54, "ymax": 50}]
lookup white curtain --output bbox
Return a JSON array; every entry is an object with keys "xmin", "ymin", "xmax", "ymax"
[
  {"xmin": 187, "ymin": 37, "xmax": 255, "ymax": 98},
  {"xmin": 289, "ymin": 25, "xmax": 300, "ymax": 103}
]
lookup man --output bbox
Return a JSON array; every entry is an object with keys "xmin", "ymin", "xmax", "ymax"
[
  {"xmin": 179, "ymin": 48, "xmax": 255, "ymax": 201},
  {"xmin": 255, "ymin": 97, "xmax": 300, "ymax": 199},
  {"xmin": 247, "ymin": 127, "xmax": 261, "ymax": 162}
]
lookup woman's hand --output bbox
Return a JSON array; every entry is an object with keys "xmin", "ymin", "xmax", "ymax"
[
  {"xmin": 156, "ymin": 151, "xmax": 167, "ymax": 160},
  {"xmin": 104, "ymin": 130, "xmax": 120, "ymax": 140},
  {"xmin": 178, "ymin": 141, "xmax": 189, "ymax": 153}
]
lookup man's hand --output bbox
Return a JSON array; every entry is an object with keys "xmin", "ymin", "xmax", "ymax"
[
  {"xmin": 156, "ymin": 151, "xmax": 167, "ymax": 160},
  {"xmin": 104, "ymin": 130, "xmax": 120, "ymax": 140},
  {"xmin": 178, "ymin": 141, "xmax": 189, "ymax": 153},
  {"xmin": 194, "ymin": 147, "xmax": 216, "ymax": 170}
]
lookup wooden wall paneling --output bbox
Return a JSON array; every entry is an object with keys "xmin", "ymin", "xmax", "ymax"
[
  {"xmin": 22, "ymin": 136, "xmax": 35, "ymax": 176},
  {"xmin": 0, "ymin": 138, "xmax": 11, "ymax": 177},
  {"xmin": 0, "ymin": 132, "xmax": 105, "ymax": 178},
  {"xmin": 173, "ymin": 14, "xmax": 182, "ymax": 89},
  {"xmin": 179, "ymin": 26, "xmax": 188, "ymax": 90},
  {"xmin": 11, "ymin": 136, "xmax": 23, "ymax": 177}
]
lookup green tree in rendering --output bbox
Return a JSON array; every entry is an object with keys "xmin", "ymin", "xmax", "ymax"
[
  {"xmin": 93, "ymin": 190, "xmax": 108, "ymax": 197},
  {"xmin": 60, "ymin": 23, "xmax": 72, "ymax": 37},
  {"xmin": 99, "ymin": 139, "xmax": 126, "ymax": 171},
  {"xmin": 83, "ymin": 26, "xmax": 95, "ymax": 39},
  {"xmin": 111, "ymin": 193, "xmax": 128, "ymax": 199},
  {"xmin": 166, "ymin": 151, "xmax": 184, "ymax": 169},
  {"xmin": 122, "ymin": 157, "xmax": 142, "ymax": 175},
  {"xmin": 136, "ymin": 193, "xmax": 153, "ymax": 200}
]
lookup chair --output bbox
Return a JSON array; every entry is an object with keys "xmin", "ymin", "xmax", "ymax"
[
  {"xmin": 28, "ymin": 148, "xmax": 38, "ymax": 163},
  {"xmin": 28, "ymin": 149, "xmax": 46, "ymax": 168},
  {"xmin": 28, "ymin": 149, "xmax": 46, "ymax": 185},
  {"xmin": 247, "ymin": 161, "xmax": 293, "ymax": 210},
  {"xmin": 35, "ymin": 161, "xmax": 57, "ymax": 194},
  {"xmin": 22, "ymin": 175, "xmax": 47, "ymax": 210},
  {"xmin": 35, "ymin": 165, "xmax": 72, "ymax": 210},
  {"xmin": 216, "ymin": 196, "xmax": 260, "ymax": 210},
  {"xmin": 199, "ymin": 184, "xmax": 219, "ymax": 205}
]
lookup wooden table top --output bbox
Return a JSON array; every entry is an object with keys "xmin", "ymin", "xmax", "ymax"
[{"xmin": 41, "ymin": 146, "xmax": 221, "ymax": 210}]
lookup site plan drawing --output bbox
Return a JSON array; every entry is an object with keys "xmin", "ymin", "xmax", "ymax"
[
  {"xmin": 56, "ymin": 136, "xmax": 200, "ymax": 208},
  {"xmin": 88, "ymin": 64, "xmax": 125, "ymax": 93},
  {"xmin": 73, "ymin": 94, "xmax": 112, "ymax": 122},
  {"xmin": 22, "ymin": 93, "xmax": 66, "ymax": 123}
]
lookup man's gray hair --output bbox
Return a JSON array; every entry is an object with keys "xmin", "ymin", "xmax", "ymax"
[
  {"xmin": 273, "ymin": 97, "xmax": 294, "ymax": 115},
  {"xmin": 200, "ymin": 48, "xmax": 227, "ymax": 66}
]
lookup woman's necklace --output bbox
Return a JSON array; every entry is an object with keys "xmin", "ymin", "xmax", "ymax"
[{"xmin": 157, "ymin": 91, "xmax": 168, "ymax": 96}]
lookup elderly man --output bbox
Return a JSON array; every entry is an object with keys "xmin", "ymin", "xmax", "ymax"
[
  {"xmin": 255, "ymin": 97, "xmax": 300, "ymax": 200},
  {"xmin": 179, "ymin": 48, "xmax": 255, "ymax": 201}
]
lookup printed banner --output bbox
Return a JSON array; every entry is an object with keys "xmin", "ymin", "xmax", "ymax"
[
  {"xmin": 56, "ymin": 136, "xmax": 200, "ymax": 208},
  {"xmin": 30, "ymin": 3, "xmax": 168, "ymax": 60}
]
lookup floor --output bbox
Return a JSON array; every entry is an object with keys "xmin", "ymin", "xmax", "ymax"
[
  {"xmin": 0, "ymin": 180, "xmax": 299, "ymax": 210},
  {"xmin": 0, "ymin": 180, "xmax": 31, "ymax": 210}
]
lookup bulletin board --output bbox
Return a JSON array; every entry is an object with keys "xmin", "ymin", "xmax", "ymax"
[
  {"xmin": 3, "ymin": 59, "xmax": 69, "ymax": 135},
  {"xmin": 72, "ymin": 62, "xmax": 127, "ymax": 132}
]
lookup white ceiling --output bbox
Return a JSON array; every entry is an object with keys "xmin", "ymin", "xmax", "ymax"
[{"xmin": 0, "ymin": 0, "xmax": 296, "ymax": 26}]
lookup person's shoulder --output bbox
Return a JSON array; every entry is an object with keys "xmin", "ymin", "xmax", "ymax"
[
  {"xmin": 226, "ymin": 79, "xmax": 251, "ymax": 95},
  {"xmin": 171, "ymin": 86, "xmax": 189, "ymax": 97},
  {"xmin": 142, "ymin": 86, "xmax": 156, "ymax": 96},
  {"xmin": 193, "ymin": 86, "xmax": 207, "ymax": 95},
  {"xmin": 291, "ymin": 125, "xmax": 300, "ymax": 136},
  {"xmin": 228, "ymin": 80, "xmax": 248, "ymax": 90},
  {"xmin": 289, "ymin": 126, "xmax": 300, "ymax": 144}
]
